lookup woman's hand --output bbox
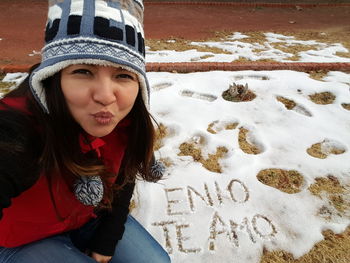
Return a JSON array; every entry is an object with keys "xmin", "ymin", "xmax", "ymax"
[{"xmin": 91, "ymin": 252, "xmax": 112, "ymax": 263}]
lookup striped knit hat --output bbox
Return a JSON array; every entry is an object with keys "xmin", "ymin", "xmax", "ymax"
[{"xmin": 30, "ymin": 0, "xmax": 148, "ymax": 113}]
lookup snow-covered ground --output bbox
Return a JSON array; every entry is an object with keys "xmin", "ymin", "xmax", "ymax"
[
  {"xmin": 1, "ymin": 32, "xmax": 349, "ymax": 263},
  {"xmin": 132, "ymin": 70, "xmax": 350, "ymax": 263},
  {"xmin": 146, "ymin": 32, "xmax": 350, "ymax": 63}
]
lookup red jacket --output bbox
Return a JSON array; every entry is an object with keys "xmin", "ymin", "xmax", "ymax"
[{"xmin": 0, "ymin": 96, "xmax": 129, "ymax": 248}]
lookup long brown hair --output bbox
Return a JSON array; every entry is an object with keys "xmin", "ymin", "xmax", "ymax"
[{"xmin": 4, "ymin": 64, "xmax": 156, "ymax": 208}]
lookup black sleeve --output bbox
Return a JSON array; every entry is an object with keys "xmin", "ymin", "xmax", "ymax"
[
  {"xmin": 0, "ymin": 110, "xmax": 41, "ymax": 219},
  {"xmin": 88, "ymin": 179, "xmax": 135, "ymax": 256}
]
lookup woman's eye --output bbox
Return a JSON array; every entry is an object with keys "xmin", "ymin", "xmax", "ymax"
[
  {"xmin": 116, "ymin": 74, "xmax": 135, "ymax": 80},
  {"xmin": 72, "ymin": 69, "xmax": 92, "ymax": 75}
]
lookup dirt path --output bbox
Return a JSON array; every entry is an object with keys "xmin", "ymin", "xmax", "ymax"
[
  {"xmin": 0, "ymin": 1, "xmax": 349, "ymax": 67},
  {"xmin": 145, "ymin": 4, "xmax": 350, "ymax": 39}
]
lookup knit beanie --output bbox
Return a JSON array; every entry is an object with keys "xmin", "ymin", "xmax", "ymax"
[{"xmin": 30, "ymin": 0, "xmax": 149, "ymax": 113}]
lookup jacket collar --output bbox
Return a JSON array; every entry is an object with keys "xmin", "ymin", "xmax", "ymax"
[{"xmin": 78, "ymin": 117, "xmax": 131, "ymax": 158}]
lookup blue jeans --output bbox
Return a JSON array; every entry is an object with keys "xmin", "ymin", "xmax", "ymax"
[{"xmin": 0, "ymin": 215, "xmax": 170, "ymax": 263}]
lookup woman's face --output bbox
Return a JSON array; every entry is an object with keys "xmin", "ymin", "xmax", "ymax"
[{"xmin": 61, "ymin": 64, "xmax": 139, "ymax": 137}]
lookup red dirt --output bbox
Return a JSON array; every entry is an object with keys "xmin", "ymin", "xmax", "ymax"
[
  {"xmin": 0, "ymin": 1, "xmax": 349, "ymax": 69},
  {"xmin": 145, "ymin": 4, "xmax": 350, "ymax": 39}
]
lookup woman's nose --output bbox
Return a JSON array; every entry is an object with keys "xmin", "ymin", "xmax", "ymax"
[{"xmin": 92, "ymin": 77, "xmax": 117, "ymax": 106}]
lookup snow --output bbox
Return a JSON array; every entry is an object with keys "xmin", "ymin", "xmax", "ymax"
[
  {"xmin": 1, "ymin": 31, "xmax": 349, "ymax": 263},
  {"xmin": 133, "ymin": 70, "xmax": 350, "ymax": 263},
  {"xmin": 146, "ymin": 32, "xmax": 350, "ymax": 63},
  {"xmin": 2, "ymin": 72, "xmax": 28, "ymax": 85},
  {"xmin": 0, "ymin": 73, "xmax": 28, "ymax": 98}
]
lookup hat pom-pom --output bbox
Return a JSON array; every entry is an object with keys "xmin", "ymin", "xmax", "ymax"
[
  {"xmin": 150, "ymin": 159, "xmax": 166, "ymax": 181},
  {"xmin": 74, "ymin": 176, "xmax": 104, "ymax": 207}
]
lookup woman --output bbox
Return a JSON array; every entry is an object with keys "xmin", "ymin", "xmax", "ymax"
[{"xmin": 0, "ymin": 0, "xmax": 169, "ymax": 262}]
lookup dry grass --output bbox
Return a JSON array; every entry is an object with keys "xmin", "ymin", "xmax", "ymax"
[
  {"xmin": 146, "ymin": 38, "xmax": 231, "ymax": 54},
  {"xmin": 222, "ymin": 89, "xmax": 256, "ymax": 102},
  {"xmin": 233, "ymin": 57, "xmax": 253, "ymax": 63},
  {"xmin": 256, "ymin": 169, "xmax": 304, "ymax": 194},
  {"xmin": 285, "ymin": 55, "xmax": 300, "ymax": 62},
  {"xmin": 238, "ymin": 127, "xmax": 262, "ymax": 155},
  {"xmin": 225, "ymin": 123, "xmax": 238, "ymax": 130},
  {"xmin": 335, "ymin": 51, "xmax": 350, "ymax": 58},
  {"xmin": 178, "ymin": 142, "xmax": 228, "ymax": 173},
  {"xmin": 276, "ymin": 96, "xmax": 297, "ymax": 110},
  {"xmin": 256, "ymin": 58, "xmax": 281, "ymax": 62},
  {"xmin": 129, "ymin": 199, "xmax": 136, "ymax": 212},
  {"xmin": 223, "ymin": 29, "xmax": 350, "ymax": 60},
  {"xmin": 202, "ymin": 147, "xmax": 228, "ymax": 173},
  {"xmin": 179, "ymin": 142, "xmax": 202, "ymax": 161},
  {"xmin": 147, "ymin": 30, "xmax": 350, "ymax": 64},
  {"xmin": 307, "ymin": 70, "xmax": 329, "ymax": 81},
  {"xmin": 308, "ymin": 175, "xmax": 349, "ymax": 214},
  {"xmin": 233, "ymin": 57, "xmax": 278, "ymax": 63},
  {"xmin": 190, "ymin": 54, "xmax": 214, "ymax": 61},
  {"xmin": 307, "ymin": 143, "xmax": 328, "ymax": 159},
  {"xmin": 309, "ymin": 92, "xmax": 336, "ymax": 105},
  {"xmin": 260, "ymin": 226, "xmax": 350, "ymax": 263},
  {"xmin": 341, "ymin": 103, "xmax": 350, "ymax": 111},
  {"xmin": 224, "ymin": 29, "xmax": 350, "ymax": 51},
  {"xmin": 232, "ymin": 31, "xmax": 267, "ymax": 46},
  {"xmin": 278, "ymin": 29, "xmax": 350, "ymax": 52},
  {"xmin": 272, "ymin": 43, "xmax": 319, "ymax": 54},
  {"xmin": 154, "ymin": 123, "xmax": 168, "ymax": 151},
  {"xmin": 271, "ymin": 43, "xmax": 319, "ymax": 61}
]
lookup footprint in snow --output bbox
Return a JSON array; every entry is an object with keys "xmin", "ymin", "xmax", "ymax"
[
  {"xmin": 307, "ymin": 139, "xmax": 346, "ymax": 159},
  {"xmin": 276, "ymin": 96, "xmax": 312, "ymax": 117},
  {"xmin": 152, "ymin": 82, "xmax": 173, "ymax": 91},
  {"xmin": 234, "ymin": 75, "xmax": 270, "ymax": 81},
  {"xmin": 342, "ymin": 103, "xmax": 350, "ymax": 111},
  {"xmin": 154, "ymin": 123, "xmax": 178, "ymax": 151},
  {"xmin": 238, "ymin": 127, "xmax": 264, "ymax": 155},
  {"xmin": 207, "ymin": 120, "xmax": 239, "ymax": 134},
  {"xmin": 180, "ymin": 90, "xmax": 217, "ymax": 102}
]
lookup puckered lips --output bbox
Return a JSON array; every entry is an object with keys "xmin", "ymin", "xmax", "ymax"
[{"xmin": 91, "ymin": 111, "xmax": 114, "ymax": 125}]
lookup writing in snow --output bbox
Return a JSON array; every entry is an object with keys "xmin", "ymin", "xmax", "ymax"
[{"xmin": 151, "ymin": 179, "xmax": 278, "ymax": 254}]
